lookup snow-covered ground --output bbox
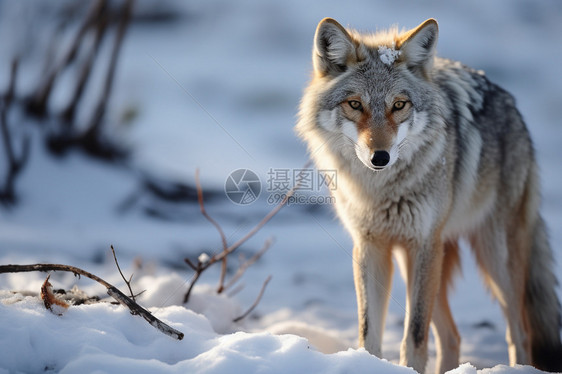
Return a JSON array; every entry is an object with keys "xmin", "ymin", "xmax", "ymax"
[{"xmin": 1, "ymin": 0, "xmax": 561, "ymax": 373}]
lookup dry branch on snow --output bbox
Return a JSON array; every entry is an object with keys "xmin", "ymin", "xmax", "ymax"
[
  {"xmin": 0, "ymin": 263, "xmax": 184, "ymax": 340},
  {"xmin": 183, "ymin": 166, "xmax": 311, "ymax": 322},
  {"xmin": 182, "ymin": 169, "xmax": 283, "ymax": 305}
]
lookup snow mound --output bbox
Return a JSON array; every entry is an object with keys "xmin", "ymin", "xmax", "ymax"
[
  {"xmin": 0, "ymin": 281, "xmax": 547, "ymax": 374},
  {"xmin": 449, "ymin": 362, "xmax": 544, "ymax": 374},
  {"xmin": 0, "ymin": 290, "xmax": 413, "ymax": 373},
  {"xmin": 137, "ymin": 274, "xmax": 243, "ymax": 334}
]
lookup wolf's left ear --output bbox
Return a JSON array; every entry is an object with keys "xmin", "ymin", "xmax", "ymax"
[
  {"xmin": 397, "ymin": 19, "xmax": 438, "ymax": 77},
  {"xmin": 313, "ymin": 18, "xmax": 357, "ymax": 77}
]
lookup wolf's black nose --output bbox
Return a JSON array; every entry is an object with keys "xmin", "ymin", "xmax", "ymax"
[{"xmin": 371, "ymin": 151, "xmax": 390, "ymax": 167}]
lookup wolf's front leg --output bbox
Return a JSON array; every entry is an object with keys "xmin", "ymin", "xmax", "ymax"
[
  {"xmin": 400, "ymin": 239, "xmax": 444, "ymax": 373},
  {"xmin": 352, "ymin": 242, "xmax": 393, "ymax": 358}
]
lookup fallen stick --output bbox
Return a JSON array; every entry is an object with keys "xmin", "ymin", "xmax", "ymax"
[{"xmin": 0, "ymin": 263, "xmax": 184, "ymax": 340}]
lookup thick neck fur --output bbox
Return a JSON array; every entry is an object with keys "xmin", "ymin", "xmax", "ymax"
[{"xmin": 296, "ymin": 55, "xmax": 490, "ymax": 242}]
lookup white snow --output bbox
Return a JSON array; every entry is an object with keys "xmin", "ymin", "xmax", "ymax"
[
  {"xmin": 0, "ymin": 282, "xmax": 543, "ymax": 374},
  {"xmin": 378, "ymin": 44, "xmax": 402, "ymax": 65},
  {"xmin": 1, "ymin": 0, "xmax": 561, "ymax": 373},
  {"xmin": 1, "ymin": 286, "xmax": 418, "ymax": 374},
  {"xmin": 198, "ymin": 253, "xmax": 211, "ymax": 265}
]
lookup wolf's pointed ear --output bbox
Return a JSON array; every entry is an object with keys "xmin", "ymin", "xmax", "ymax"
[
  {"xmin": 397, "ymin": 19, "xmax": 438, "ymax": 77},
  {"xmin": 313, "ymin": 18, "xmax": 356, "ymax": 77}
]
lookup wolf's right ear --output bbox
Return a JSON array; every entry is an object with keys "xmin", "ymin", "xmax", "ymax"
[{"xmin": 313, "ymin": 18, "xmax": 356, "ymax": 77}]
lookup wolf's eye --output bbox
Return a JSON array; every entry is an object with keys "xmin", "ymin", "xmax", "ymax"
[
  {"xmin": 348, "ymin": 100, "xmax": 363, "ymax": 111},
  {"xmin": 392, "ymin": 101, "xmax": 407, "ymax": 111}
]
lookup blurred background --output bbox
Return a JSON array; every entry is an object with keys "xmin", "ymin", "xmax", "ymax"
[{"xmin": 0, "ymin": 0, "xmax": 561, "ymax": 370}]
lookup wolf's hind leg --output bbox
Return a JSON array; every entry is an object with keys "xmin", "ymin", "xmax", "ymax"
[{"xmin": 469, "ymin": 218, "xmax": 530, "ymax": 366}]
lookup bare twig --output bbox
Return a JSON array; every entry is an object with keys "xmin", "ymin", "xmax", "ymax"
[
  {"xmin": 0, "ymin": 263, "xmax": 184, "ymax": 340},
  {"xmin": 226, "ymin": 283, "xmax": 245, "ymax": 298},
  {"xmin": 213, "ymin": 162, "xmax": 312, "ymax": 265},
  {"xmin": 183, "ymin": 252, "xmax": 212, "ymax": 303},
  {"xmin": 26, "ymin": 0, "xmax": 107, "ymax": 117},
  {"xmin": 194, "ymin": 169, "xmax": 229, "ymax": 294},
  {"xmin": 183, "ymin": 164, "xmax": 311, "ymax": 303},
  {"xmin": 233, "ymin": 275, "xmax": 272, "ymax": 323},
  {"xmin": 184, "ymin": 258, "xmax": 198, "ymax": 271},
  {"xmin": 4, "ymin": 59, "xmax": 17, "ymax": 104},
  {"xmin": 183, "ymin": 267, "xmax": 203, "ymax": 304},
  {"xmin": 84, "ymin": 0, "xmax": 134, "ymax": 138},
  {"xmin": 217, "ymin": 257, "xmax": 228, "ymax": 294},
  {"xmin": 23, "ymin": 0, "xmax": 131, "ymax": 160},
  {"xmin": 61, "ymin": 7, "xmax": 109, "ymax": 124},
  {"xmin": 223, "ymin": 238, "xmax": 273, "ymax": 291},
  {"xmin": 1, "ymin": 59, "xmax": 31, "ymax": 206},
  {"xmin": 110, "ymin": 245, "xmax": 136, "ymax": 302}
]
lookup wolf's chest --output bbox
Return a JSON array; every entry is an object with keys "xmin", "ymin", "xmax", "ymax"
[{"xmin": 334, "ymin": 178, "xmax": 438, "ymax": 242}]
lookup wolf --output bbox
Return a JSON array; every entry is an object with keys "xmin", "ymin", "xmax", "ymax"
[{"xmin": 296, "ymin": 18, "xmax": 562, "ymax": 373}]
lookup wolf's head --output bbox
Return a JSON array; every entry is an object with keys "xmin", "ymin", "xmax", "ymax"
[{"xmin": 298, "ymin": 18, "xmax": 440, "ymax": 172}]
